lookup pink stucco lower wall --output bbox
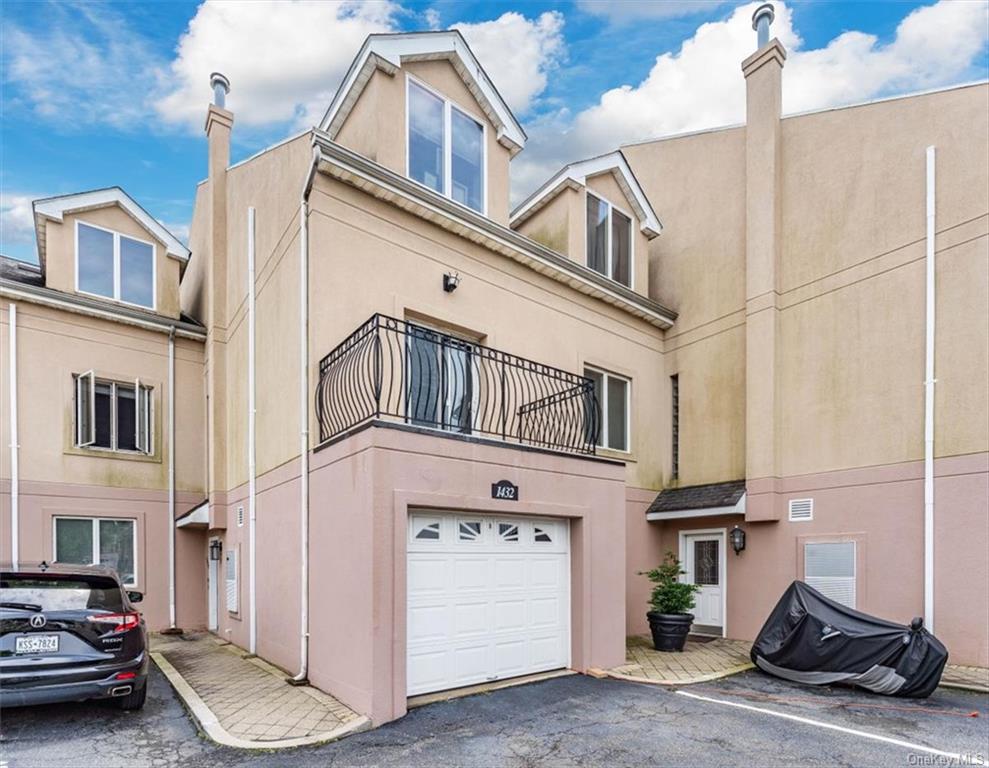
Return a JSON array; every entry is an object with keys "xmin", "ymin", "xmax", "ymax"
[
  {"xmin": 625, "ymin": 487, "xmax": 664, "ymax": 637},
  {"xmin": 305, "ymin": 425, "xmax": 628, "ymax": 725},
  {"xmin": 0, "ymin": 479, "xmax": 207, "ymax": 631},
  {"xmin": 640, "ymin": 453, "xmax": 989, "ymax": 666}
]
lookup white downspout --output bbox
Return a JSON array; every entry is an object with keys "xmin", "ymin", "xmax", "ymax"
[
  {"xmin": 8, "ymin": 303, "xmax": 19, "ymax": 570},
  {"xmin": 168, "ymin": 326, "xmax": 177, "ymax": 629},
  {"xmin": 292, "ymin": 150, "xmax": 318, "ymax": 683},
  {"xmin": 923, "ymin": 146, "xmax": 936, "ymax": 633},
  {"xmin": 248, "ymin": 206, "xmax": 258, "ymax": 655}
]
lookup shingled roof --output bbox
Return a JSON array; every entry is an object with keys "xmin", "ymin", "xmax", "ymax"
[
  {"xmin": 0, "ymin": 255, "xmax": 44, "ymax": 287},
  {"xmin": 646, "ymin": 480, "xmax": 746, "ymax": 520}
]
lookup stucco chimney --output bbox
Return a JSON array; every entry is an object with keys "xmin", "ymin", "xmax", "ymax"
[
  {"xmin": 204, "ymin": 73, "xmax": 233, "ymax": 504},
  {"xmin": 741, "ymin": 8, "xmax": 786, "ymax": 521}
]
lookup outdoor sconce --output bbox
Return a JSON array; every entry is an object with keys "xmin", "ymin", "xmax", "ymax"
[
  {"xmin": 443, "ymin": 272, "xmax": 461, "ymax": 293},
  {"xmin": 730, "ymin": 525, "xmax": 746, "ymax": 555},
  {"xmin": 209, "ymin": 539, "xmax": 223, "ymax": 562}
]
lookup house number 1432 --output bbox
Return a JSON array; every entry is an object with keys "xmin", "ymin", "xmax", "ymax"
[{"xmin": 491, "ymin": 480, "xmax": 519, "ymax": 501}]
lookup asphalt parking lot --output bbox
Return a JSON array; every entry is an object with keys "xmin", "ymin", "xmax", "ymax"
[{"xmin": 2, "ymin": 668, "xmax": 986, "ymax": 767}]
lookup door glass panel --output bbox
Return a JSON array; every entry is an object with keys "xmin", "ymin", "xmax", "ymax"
[
  {"xmin": 55, "ymin": 518, "xmax": 94, "ymax": 565},
  {"xmin": 693, "ymin": 540, "xmax": 719, "ymax": 586},
  {"xmin": 585, "ymin": 368, "xmax": 604, "ymax": 447},
  {"xmin": 407, "ymin": 326, "xmax": 441, "ymax": 426},
  {"xmin": 443, "ymin": 339, "xmax": 473, "ymax": 433}
]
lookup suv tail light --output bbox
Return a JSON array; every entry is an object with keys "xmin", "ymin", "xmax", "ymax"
[{"xmin": 87, "ymin": 612, "xmax": 140, "ymax": 634}]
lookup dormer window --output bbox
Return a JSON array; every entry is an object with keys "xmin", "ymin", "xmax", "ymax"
[
  {"xmin": 407, "ymin": 79, "xmax": 485, "ymax": 214},
  {"xmin": 586, "ymin": 193, "xmax": 632, "ymax": 288},
  {"xmin": 76, "ymin": 221, "xmax": 155, "ymax": 309}
]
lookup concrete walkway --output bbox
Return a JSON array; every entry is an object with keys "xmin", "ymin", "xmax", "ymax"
[
  {"xmin": 152, "ymin": 632, "xmax": 368, "ymax": 749},
  {"xmin": 942, "ymin": 664, "xmax": 989, "ymax": 693},
  {"xmin": 607, "ymin": 635, "xmax": 754, "ymax": 684}
]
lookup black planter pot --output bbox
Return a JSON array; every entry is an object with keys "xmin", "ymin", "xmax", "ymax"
[{"xmin": 647, "ymin": 611, "xmax": 694, "ymax": 652}]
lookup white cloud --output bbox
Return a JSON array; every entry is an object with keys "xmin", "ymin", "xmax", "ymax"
[
  {"xmin": 578, "ymin": 0, "xmax": 731, "ymax": 22},
  {"xmin": 453, "ymin": 12, "xmax": 566, "ymax": 116},
  {"xmin": 424, "ymin": 8, "xmax": 442, "ymax": 31},
  {"xmin": 155, "ymin": 0, "xmax": 400, "ymax": 131},
  {"xmin": 512, "ymin": 0, "xmax": 989, "ymax": 201},
  {"xmin": 2, "ymin": 5, "xmax": 161, "ymax": 130},
  {"xmin": 0, "ymin": 193, "xmax": 41, "ymax": 261}
]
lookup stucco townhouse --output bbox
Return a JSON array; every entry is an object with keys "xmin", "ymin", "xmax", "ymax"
[{"xmin": 2, "ymin": 16, "xmax": 986, "ymax": 727}]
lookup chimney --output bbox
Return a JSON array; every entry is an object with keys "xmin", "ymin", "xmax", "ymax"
[
  {"xmin": 741, "ymin": 4, "xmax": 787, "ymax": 521},
  {"xmin": 204, "ymin": 72, "xmax": 233, "ymax": 508}
]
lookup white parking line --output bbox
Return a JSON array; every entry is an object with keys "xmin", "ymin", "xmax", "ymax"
[{"xmin": 676, "ymin": 690, "xmax": 983, "ymax": 764}]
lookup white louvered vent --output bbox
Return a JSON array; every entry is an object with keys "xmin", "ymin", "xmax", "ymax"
[
  {"xmin": 788, "ymin": 498, "xmax": 814, "ymax": 521},
  {"xmin": 805, "ymin": 541, "xmax": 856, "ymax": 608},
  {"xmin": 237, "ymin": 505, "xmax": 245, "ymax": 527}
]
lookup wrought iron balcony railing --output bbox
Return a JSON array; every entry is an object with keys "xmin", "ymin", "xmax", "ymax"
[{"xmin": 316, "ymin": 314, "xmax": 599, "ymax": 455}]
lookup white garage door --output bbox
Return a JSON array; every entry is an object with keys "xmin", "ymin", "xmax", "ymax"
[{"xmin": 407, "ymin": 512, "xmax": 570, "ymax": 696}]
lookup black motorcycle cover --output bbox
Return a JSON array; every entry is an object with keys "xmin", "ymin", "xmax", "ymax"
[{"xmin": 751, "ymin": 581, "xmax": 948, "ymax": 697}]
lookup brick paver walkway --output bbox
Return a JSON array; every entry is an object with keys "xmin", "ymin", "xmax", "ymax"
[
  {"xmin": 942, "ymin": 664, "xmax": 989, "ymax": 692},
  {"xmin": 609, "ymin": 635, "xmax": 753, "ymax": 684},
  {"xmin": 153, "ymin": 632, "xmax": 362, "ymax": 743}
]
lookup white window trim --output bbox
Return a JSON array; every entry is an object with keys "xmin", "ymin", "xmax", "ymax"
[
  {"xmin": 585, "ymin": 191, "xmax": 635, "ymax": 290},
  {"xmin": 52, "ymin": 516, "xmax": 139, "ymax": 588},
  {"xmin": 586, "ymin": 365, "xmax": 631, "ymax": 453},
  {"xmin": 405, "ymin": 74, "xmax": 488, "ymax": 216},
  {"xmin": 74, "ymin": 374, "xmax": 154, "ymax": 455},
  {"xmin": 75, "ymin": 219, "xmax": 157, "ymax": 311}
]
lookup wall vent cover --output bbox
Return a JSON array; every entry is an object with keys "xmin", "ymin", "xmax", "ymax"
[
  {"xmin": 789, "ymin": 498, "xmax": 814, "ymax": 521},
  {"xmin": 237, "ymin": 505, "xmax": 245, "ymax": 527}
]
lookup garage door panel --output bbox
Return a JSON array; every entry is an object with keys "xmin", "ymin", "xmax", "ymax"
[{"xmin": 408, "ymin": 513, "xmax": 570, "ymax": 696}]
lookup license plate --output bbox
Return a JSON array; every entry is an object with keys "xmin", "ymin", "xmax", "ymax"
[{"xmin": 15, "ymin": 634, "xmax": 59, "ymax": 655}]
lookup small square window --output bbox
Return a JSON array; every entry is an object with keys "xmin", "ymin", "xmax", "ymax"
[
  {"xmin": 458, "ymin": 521, "xmax": 482, "ymax": 541},
  {"xmin": 498, "ymin": 523, "xmax": 519, "ymax": 542},
  {"xmin": 534, "ymin": 526, "xmax": 553, "ymax": 543}
]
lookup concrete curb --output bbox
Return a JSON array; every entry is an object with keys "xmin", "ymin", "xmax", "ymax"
[
  {"xmin": 600, "ymin": 662, "xmax": 756, "ymax": 687},
  {"xmin": 151, "ymin": 652, "xmax": 371, "ymax": 750}
]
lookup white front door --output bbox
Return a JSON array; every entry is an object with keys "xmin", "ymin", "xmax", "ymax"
[
  {"xmin": 407, "ymin": 512, "xmax": 570, "ymax": 696},
  {"xmin": 207, "ymin": 542, "xmax": 219, "ymax": 631},
  {"xmin": 682, "ymin": 532, "xmax": 724, "ymax": 634}
]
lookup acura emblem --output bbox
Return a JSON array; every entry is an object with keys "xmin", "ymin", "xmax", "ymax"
[{"xmin": 29, "ymin": 614, "xmax": 47, "ymax": 629}]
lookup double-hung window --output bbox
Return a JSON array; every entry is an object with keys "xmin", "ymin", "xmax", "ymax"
[
  {"xmin": 75, "ymin": 372, "xmax": 153, "ymax": 454},
  {"xmin": 54, "ymin": 516, "xmax": 137, "ymax": 586},
  {"xmin": 585, "ymin": 367, "xmax": 630, "ymax": 452},
  {"xmin": 408, "ymin": 79, "xmax": 485, "ymax": 213},
  {"xmin": 77, "ymin": 221, "xmax": 155, "ymax": 309},
  {"xmin": 586, "ymin": 193, "xmax": 632, "ymax": 287}
]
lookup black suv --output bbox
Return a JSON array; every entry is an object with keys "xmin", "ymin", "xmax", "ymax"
[{"xmin": 0, "ymin": 563, "xmax": 148, "ymax": 710}]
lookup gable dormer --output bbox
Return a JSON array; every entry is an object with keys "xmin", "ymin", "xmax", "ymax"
[
  {"xmin": 320, "ymin": 31, "xmax": 526, "ymax": 226},
  {"xmin": 32, "ymin": 188, "xmax": 190, "ymax": 320},
  {"xmin": 510, "ymin": 152, "xmax": 662, "ymax": 297}
]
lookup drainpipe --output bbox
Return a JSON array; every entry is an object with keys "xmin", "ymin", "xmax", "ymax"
[
  {"xmin": 8, "ymin": 303, "xmax": 19, "ymax": 570},
  {"xmin": 291, "ymin": 149, "xmax": 319, "ymax": 684},
  {"xmin": 923, "ymin": 146, "xmax": 936, "ymax": 633},
  {"xmin": 248, "ymin": 207, "xmax": 258, "ymax": 655},
  {"xmin": 168, "ymin": 326, "xmax": 177, "ymax": 629}
]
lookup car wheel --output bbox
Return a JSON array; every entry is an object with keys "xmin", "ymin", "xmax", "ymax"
[{"xmin": 113, "ymin": 681, "xmax": 147, "ymax": 711}]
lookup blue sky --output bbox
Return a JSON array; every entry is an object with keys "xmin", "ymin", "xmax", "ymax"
[{"xmin": 2, "ymin": 1, "xmax": 987, "ymax": 263}]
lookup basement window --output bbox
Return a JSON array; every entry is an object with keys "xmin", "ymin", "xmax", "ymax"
[
  {"xmin": 54, "ymin": 516, "xmax": 137, "ymax": 587},
  {"xmin": 74, "ymin": 371, "xmax": 153, "ymax": 455}
]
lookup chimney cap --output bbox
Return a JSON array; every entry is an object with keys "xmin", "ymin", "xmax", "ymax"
[
  {"xmin": 751, "ymin": 3, "xmax": 775, "ymax": 30},
  {"xmin": 210, "ymin": 72, "xmax": 231, "ymax": 93}
]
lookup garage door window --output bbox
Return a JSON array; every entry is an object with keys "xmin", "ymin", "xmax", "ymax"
[
  {"xmin": 458, "ymin": 520, "xmax": 483, "ymax": 541},
  {"xmin": 805, "ymin": 541, "xmax": 856, "ymax": 608},
  {"xmin": 412, "ymin": 516, "xmax": 442, "ymax": 542},
  {"xmin": 498, "ymin": 522, "xmax": 520, "ymax": 542}
]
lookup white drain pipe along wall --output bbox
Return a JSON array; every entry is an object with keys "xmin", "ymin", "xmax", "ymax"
[
  {"xmin": 923, "ymin": 146, "xmax": 936, "ymax": 634},
  {"xmin": 8, "ymin": 303, "xmax": 19, "ymax": 570},
  {"xmin": 168, "ymin": 327, "xmax": 177, "ymax": 628},
  {"xmin": 248, "ymin": 206, "xmax": 258, "ymax": 655}
]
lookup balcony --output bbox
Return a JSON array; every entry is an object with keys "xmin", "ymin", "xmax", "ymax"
[{"xmin": 316, "ymin": 314, "xmax": 599, "ymax": 456}]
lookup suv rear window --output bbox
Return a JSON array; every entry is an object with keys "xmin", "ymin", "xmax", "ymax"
[{"xmin": 0, "ymin": 575, "xmax": 125, "ymax": 612}]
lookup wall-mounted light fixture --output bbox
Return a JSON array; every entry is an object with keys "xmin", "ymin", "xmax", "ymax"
[
  {"xmin": 730, "ymin": 525, "xmax": 746, "ymax": 555},
  {"xmin": 209, "ymin": 539, "xmax": 223, "ymax": 562},
  {"xmin": 443, "ymin": 272, "xmax": 461, "ymax": 293}
]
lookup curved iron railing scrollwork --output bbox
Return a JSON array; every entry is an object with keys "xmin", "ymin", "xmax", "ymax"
[{"xmin": 316, "ymin": 314, "xmax": 600, "ymax": 454}]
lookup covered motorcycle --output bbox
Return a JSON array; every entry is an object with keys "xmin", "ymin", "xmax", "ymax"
[{"xmin": 751, "ymin": 581, "xmax": 948, "ymax": 697}]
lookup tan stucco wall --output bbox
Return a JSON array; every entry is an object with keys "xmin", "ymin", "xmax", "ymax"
[
  {"xmin": 43, "ymin": 205, "xmax": 182, "ymax": 320},
  {"xmin": 307, "ymin": 173, "xmax": 669, "ymax": 490},
  {"xmin": 514, "ymin": 186, "xmax": 574, "ymax": 257},
  {"xmin": 334, "ymin": 59, "xmax": 513, "ymax": 225}
]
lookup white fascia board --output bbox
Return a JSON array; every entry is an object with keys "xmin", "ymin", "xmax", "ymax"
[
  {"xmin": 319, "ymin": 31, "xmax": 526, "ymax": 154},
  {"xmin": 176, "ymin": 502, "xmax": 209, "ymax": 528},
  {"xmin": 511, "ymin": 151, "xmax": 663, "ymax": 238},
  {"xmin": 645, "ymin": 493, "xmax": 746, "ymax": 522},
  {"xmin": 33, "ymin": 187, "xmax": 191, "ymax": 263}
]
